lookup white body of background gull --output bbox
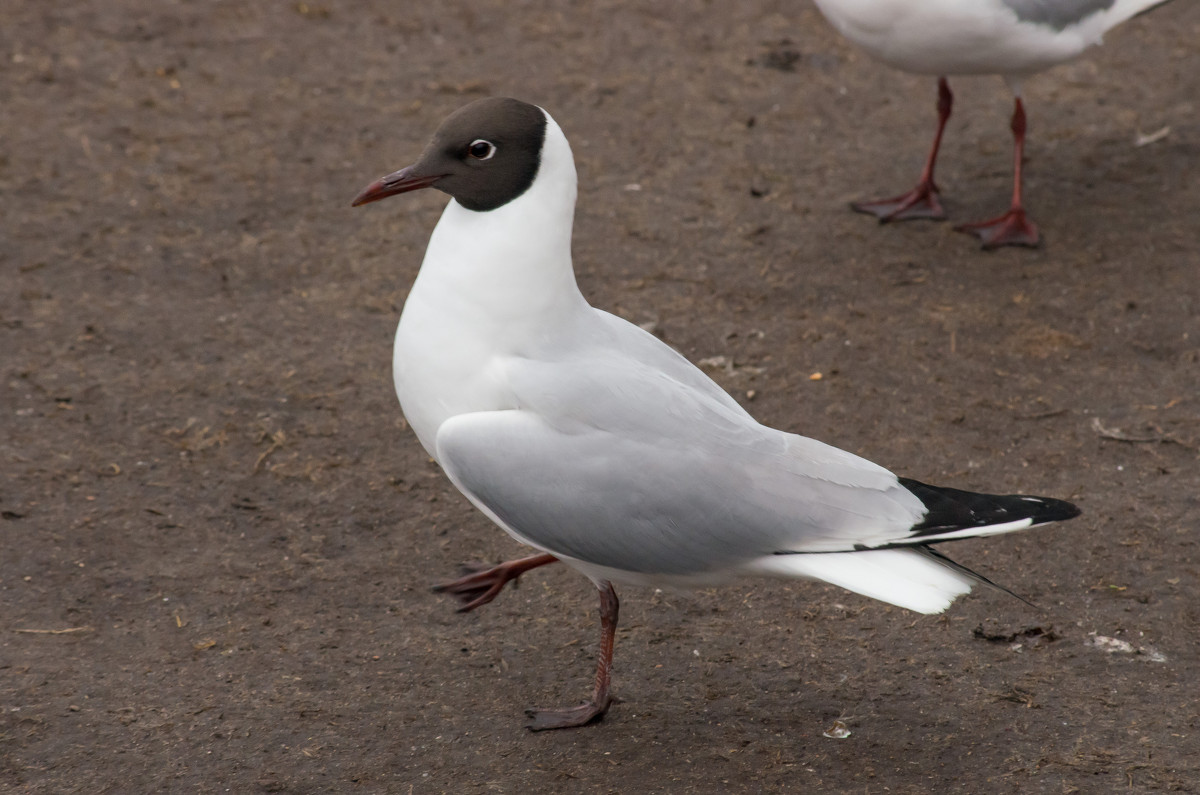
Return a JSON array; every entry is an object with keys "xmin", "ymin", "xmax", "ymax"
[
  {"xmin": 352, "ymin": 97, "xmax": 1079, "ymax": 730},
  {"xmin": 811, "ymin": 0, "xmax": 1176, "ymax": 247}
]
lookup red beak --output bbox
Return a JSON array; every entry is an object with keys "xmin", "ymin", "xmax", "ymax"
[{"xmin": 351, "ymin": 166, "xmax": 445, "ymax": 207}]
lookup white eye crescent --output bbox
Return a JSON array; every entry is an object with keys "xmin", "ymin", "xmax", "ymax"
[{"xmin": 468, "ymin": 139, "xmax": 496, "ymax": 160}]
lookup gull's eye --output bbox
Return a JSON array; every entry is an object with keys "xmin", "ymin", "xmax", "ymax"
[{"xmin": 468, "ymin": 139, "xmax": 496, "ymax": 160}]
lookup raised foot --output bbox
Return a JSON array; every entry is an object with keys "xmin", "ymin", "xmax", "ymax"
[
  {"xmin": 525, "ymin": 697, "xmax": 613, "ymax": 731},
  {"xmin": 852, "ymin": 183, "xmax": 946, "ymax": 223},
  {"xmin": 431, "ymin": 563, "xmax": 506, "ymax": 612},
  {"xmin": 955, "ymin": 208, "xmax": 1039, "ymax": 249},
  {"xmin": 432, "ymin": 553, "xmax": 557, "ymax": 613}
]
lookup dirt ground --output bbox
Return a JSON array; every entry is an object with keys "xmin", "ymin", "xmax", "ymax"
[{"xmin": 3, "ymin": 1, "xmax": 1199, "ymax": 792}]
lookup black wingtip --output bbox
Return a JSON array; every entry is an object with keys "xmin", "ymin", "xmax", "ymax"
[{"xmin": 898, "ymin": 477, "xmax": 1079, "ymax": 537}]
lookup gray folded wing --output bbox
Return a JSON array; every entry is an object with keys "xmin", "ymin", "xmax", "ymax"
[
  {"xmin": 435, "ymin": 351, "xmax": 927, "ymax": 577},
  {"xmin": 1001, "ymin": 0, "xmax": 1116, "ymax": 31}
]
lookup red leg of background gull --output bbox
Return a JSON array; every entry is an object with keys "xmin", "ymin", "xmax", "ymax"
[
  {"xmin": 432, "ymin": 553, "xmax": 558, "ymax": 613},
  {"xmin": 525, "ymin": 580, "xmax": 619, "ymax": 731},
  {"xmin": 955, "ymin": 97, "xmax": 1040, "ymax": 248},
  {"xmin": 853, "ymin": 77, "xmax": 952, "ymax": 222}
]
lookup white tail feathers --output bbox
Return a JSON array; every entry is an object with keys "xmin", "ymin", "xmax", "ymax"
[{"xmin": 754, "ymin": 548, "xmax": 976, "ymax": 614}]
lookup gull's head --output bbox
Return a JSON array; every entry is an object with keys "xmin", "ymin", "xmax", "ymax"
[{"xmin": 352, "ymin": 97, "xmax": 548, "ymax": 213}]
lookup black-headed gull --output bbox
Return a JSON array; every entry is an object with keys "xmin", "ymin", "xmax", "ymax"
[
  {"xmin": 811, "ymin": 0, "xmax": 1176, "ymax": 247},
  {"xmin": 352, "ymin": 97, "xmax": 1080, "ymax": 730}
]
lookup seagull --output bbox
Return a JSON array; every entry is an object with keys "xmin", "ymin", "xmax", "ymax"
[
  {"xmin": 352, "ymin": 97, "xmax": 1080, "ymax": 730},
  {"xmin": 810, "ymin": 0, "xmax": 1176, "ymax": 248}
]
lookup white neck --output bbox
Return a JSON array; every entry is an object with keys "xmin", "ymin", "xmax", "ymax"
[
  {"xmin": 393, "ymin": 111, "xmax": 591, "ymax": 454},
  {"xmin": 411, "ymin": 113, "xmax": 587, "ymax": 342}
]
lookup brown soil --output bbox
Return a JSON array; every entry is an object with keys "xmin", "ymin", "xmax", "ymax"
[{"xmin": 3, "ymin": 2, "xmax": 1198, "ymax": 792}]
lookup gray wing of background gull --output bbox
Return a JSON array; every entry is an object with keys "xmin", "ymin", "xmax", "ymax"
[
  {"xmin": 435, "ymin": 310, "xmax": 928, "ymax": 579},
  {"xmin": 1001, "ymin": 0, "xmax": 1116, "ymax": 31}
]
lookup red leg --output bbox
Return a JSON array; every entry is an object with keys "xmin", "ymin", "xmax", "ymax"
[
  {"xmin": 956, "ymin": 96, "xmax": 1040, "ymax": 248},
  {"xmin": 525, "ymin": 581, "xmax": 619, "ymax": 731},
  {"xmin": 432, "ymin": 553, "xmax": 558, "ymax": 613},
  {"xmin": 853, "ymin": 77, "xmax": 952, "ymax": 222}
]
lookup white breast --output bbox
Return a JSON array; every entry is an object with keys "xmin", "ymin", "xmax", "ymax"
[
  {"xmin": 393, "ymin": 280, "xmax": 515, "ymax": 457},
  {"xmin": 390, "ymin": 112, "xmax": 589, "ymax": 458}
]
